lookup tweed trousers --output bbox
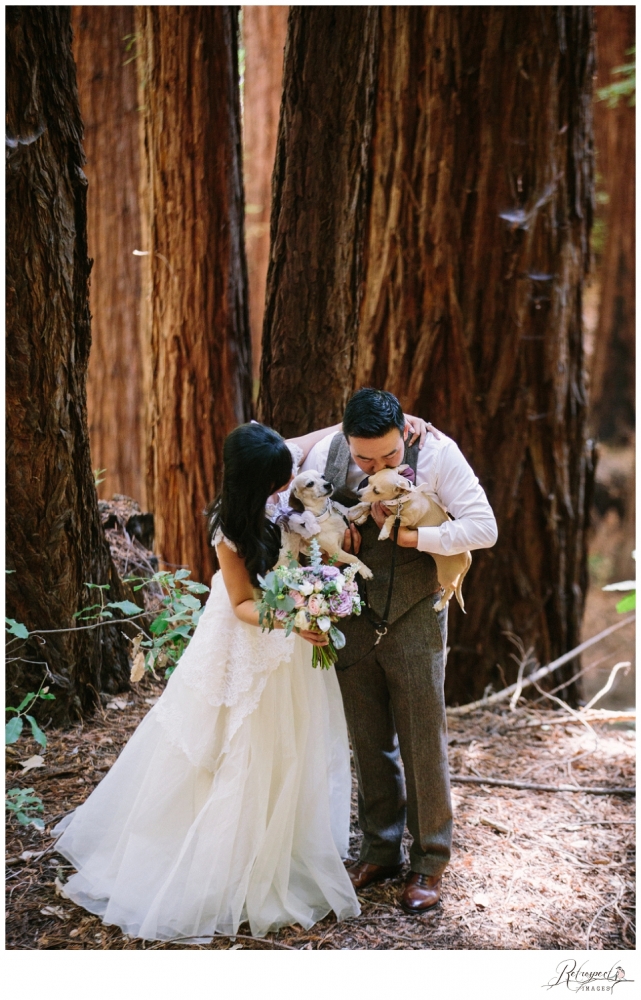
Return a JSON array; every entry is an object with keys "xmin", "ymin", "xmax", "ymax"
[{"xmin": 337, "ymin": 592, "xmax": 452, "ymax": 876}]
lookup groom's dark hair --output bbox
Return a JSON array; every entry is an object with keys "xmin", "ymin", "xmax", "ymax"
[{"xmin": 343, "ymin": 388, "xmax": 404, "ymax": 440}]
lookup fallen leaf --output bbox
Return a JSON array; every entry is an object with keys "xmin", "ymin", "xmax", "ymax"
[
  {"xmin": 20, "ymin": 850, "xmax": 38, "ymax": 861},
  {"xmin": 20, "ymin": 754, "xmax": 45, "ymax": 772},
  {"xmin": 229, "ymin": 944, "xmax": 243, "ymax": 950},
  {"xmin": 54, "ymin": 877, "xmax": 66, "ymax": 897},
  {"xmin": 130, "ymin": 650, "xmax": 145, "ymax": 684},
  {"xmin": 105, "ymin": 697, "xmax": 130, "ymax": 711},
  {"xmin": 40, "ymin": 905, "xmax": 69, "ymax": 920},
  {"xmin": 473, "ymin": 893, "xmax": 491, "ymax": 909},
  {"xmin": 69, "ymin": 928, "xmax": 80, "ymax": 938},
  {"xmin": 144, "ymin": 697, "xmax": 159, "ymax": 706}
]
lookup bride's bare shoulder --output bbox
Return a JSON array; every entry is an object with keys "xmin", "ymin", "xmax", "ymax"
[{"xmin": 216, "ymin": 537, "xmax": 254, "ymax": 607}]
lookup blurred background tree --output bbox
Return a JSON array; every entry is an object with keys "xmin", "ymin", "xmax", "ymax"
[
  {"xmin": 587, "ymin": 7, "xmax": 635, "ymax": 587},
  {"xmin": 135, "ymin": 5, "xmax": 252, "ymax": 584},
  {"xmin": 71, "ymin": 7, "xmax": 145, "ymax": 505},
  {"xmin": 242, "ymin": 5, "xmax": 289, "ymax": 400}
]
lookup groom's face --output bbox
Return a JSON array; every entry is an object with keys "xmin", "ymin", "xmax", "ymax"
[{"xmin": 347, "ymin": 426, "xmax": 408, "ymax": 476}]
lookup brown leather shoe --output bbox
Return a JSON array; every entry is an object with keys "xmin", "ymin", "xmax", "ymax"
[
  {"xmin": 346, "ymin": 861, "xmax": 404, "ymax": 890},
  {"xmin": 400, "ymin": 872, "xmax": 442, "ymax": 914}
]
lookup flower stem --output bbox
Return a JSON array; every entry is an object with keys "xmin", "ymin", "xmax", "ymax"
[{"xmin": 312, "ymin": 640, "xmax": 338, "ymax": 670}]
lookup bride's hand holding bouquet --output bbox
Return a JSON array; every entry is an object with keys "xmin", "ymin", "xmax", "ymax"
[{"xmin": 256, "ymin": 538, "xmax": 363, "ymax": 669}]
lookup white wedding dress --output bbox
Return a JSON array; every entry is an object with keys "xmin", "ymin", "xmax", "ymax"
[{"xmin": 54, "ymin": 473, "xmax": 360, "ymax": 941}]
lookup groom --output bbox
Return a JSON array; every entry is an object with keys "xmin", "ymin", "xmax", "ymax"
[{"xmin": 300, "ymin": 389, "xmax": 497, "ymax": 913}]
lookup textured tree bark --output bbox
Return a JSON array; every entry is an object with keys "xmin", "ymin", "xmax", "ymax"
[
  {"xmin": 258, "ymin": 6, "xmax": 380, "ymax": 436},
  {"xmin": 137, "ymin": 6, "xmax": 252, "ymax": 584},
  {"xmin": 242, "ymin": 4, "xmax": 289, "ymax": 393},
  {"xmin": 590, "ymin": 5, "xmax": 635, "ymax": 445},
  {"xmin": 6, "ymin": 6, "xmax": 132, "ymax": 724},
  {"xmin": 71, "ymin": 6, "xmax": 144, "ymax": 505},
  {"xmin": 259, "ymin": 6, "xmax": 595, "ymax": 704}
]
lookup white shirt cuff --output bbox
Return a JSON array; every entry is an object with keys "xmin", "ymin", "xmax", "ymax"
[{"xmin": 416, "ymin": 526, "xmax": 446, "ymax": 555}]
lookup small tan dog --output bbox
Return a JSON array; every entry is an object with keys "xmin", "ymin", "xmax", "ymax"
[
  {"xmin": 286, "ymin": 471, "xmax": 373, "ymax": 579},
  {"xmin": 360, "ymin": 467, "xmax": 471, "ymax": 611}
]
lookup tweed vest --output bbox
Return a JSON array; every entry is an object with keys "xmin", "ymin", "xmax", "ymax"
[{"xmin": 324, "ymin": 433, "xmax": 439, "ymax": 626}]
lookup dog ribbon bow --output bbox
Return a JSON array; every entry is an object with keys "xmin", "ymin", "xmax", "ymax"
[{"xmin": 358, "ymin": 466, "xmax": 415, "ymax": 491}]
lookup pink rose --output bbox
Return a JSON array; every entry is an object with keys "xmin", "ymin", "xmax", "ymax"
[
  {"xmin": 274, "ymin": 609, "xmax": 288, "ymax": 621},
  {"xmin": 290, "ymin": 591, "xmax": 306, "ymax": 608},
  {"xmin": 308, "ymin": 595, "xmax": 322, "ymax": 616}
]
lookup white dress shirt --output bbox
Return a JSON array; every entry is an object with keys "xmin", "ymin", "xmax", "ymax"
[{"xmin": 301, "ymin": 430, "xmax": 498, "ymax": 557}]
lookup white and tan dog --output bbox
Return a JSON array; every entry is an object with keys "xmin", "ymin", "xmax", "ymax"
[
  {"xmin": 360, "ymin": 467, "xmax": 471, "ymax": 611},
  {"xmin": 286, "ymin": 471, "xmax": 373, "ymax": 579}
]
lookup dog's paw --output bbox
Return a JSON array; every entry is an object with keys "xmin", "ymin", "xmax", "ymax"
[
  {"xmin": 348, "ymin": 502, "xmax": 370, "ymax": 526},
  {"xmin": 433, "ymin": 591, "xmax": 451, "ymax": 612},
  {"xmin": 378, "ymin": 528, "xmax": 391, "ymax": 541},
  {"xmin": 357, "ymin": 563, "xmax": 373, "ymax": 580}
]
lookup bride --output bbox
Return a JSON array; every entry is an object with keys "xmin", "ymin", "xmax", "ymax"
[{"xmin": 54, "ymin": 417, "xmax": 426, "ymax": 943}]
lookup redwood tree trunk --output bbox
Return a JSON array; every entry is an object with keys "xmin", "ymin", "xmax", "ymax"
[
  {"xmin": 6, "ymin": 6, "xmax": 132, "ymax": 724},
  {"xmin": 259, "ymin": 6, "xmax": 595, "ymax": 705},
  {"xmin": 71, "ymin": 6, "xmax": 144, "ymax": 505},
  {"xmin": 590, "ymin": 5, "xmax": 635, "ymax": 445},
  {"xmin": 242, "ymin": 4, "xmax": 289, "ymax": 393},
  {"xmin": 258, "ymin": 6, "xmax": 380, "ymax": 435},
  {"xmin": 137, "ymin": 6, "xmax": 252, "ymax": 584}
]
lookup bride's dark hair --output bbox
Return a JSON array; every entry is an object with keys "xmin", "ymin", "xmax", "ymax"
[{"xmin": 207, "ymin": 422, "xmax": 293, "ymax": 585}]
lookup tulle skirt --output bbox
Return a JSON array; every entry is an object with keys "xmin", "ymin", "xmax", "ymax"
[{"xmin": 54, "ymin": 573, "xmax": 360, "ymax": 942}]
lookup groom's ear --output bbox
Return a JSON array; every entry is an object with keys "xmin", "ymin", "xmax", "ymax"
[{"xmin": 288, "ymin": 492, "xmax": 305, "ymax": 513}]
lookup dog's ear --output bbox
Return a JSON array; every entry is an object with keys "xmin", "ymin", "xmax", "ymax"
[
  {"xmin": 395, "ymin": 476, "xmax": 413, "ymax": 492},
  {"xmin": 288, "ymin": 492, "xmax": 305, "ymax": 513}
]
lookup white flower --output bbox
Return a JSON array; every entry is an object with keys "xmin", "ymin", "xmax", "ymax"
[
  {"xmin": 299, "ymin": 580, "xmax": 314, "ymax": 596},
  {"xmin": 316, "ymin": 616, "xmax": 331, "ymax": 632},
  {"xmin": 294, "ymin": 609, "xmax": 310, "ymax": 630},
  {"xmin": 314, "ymin": 581, "xmax": 323, "ymax": 592},
  {"xmin": 334, "ymin": 577, "xmax": 344, "ymax": 593}
]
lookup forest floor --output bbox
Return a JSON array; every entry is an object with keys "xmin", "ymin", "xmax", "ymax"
[{"xmin": 6, "ymin": 672, "xmax": 635, "ymax": 951}]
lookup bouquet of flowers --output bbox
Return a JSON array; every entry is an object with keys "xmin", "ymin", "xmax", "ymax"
[{"xmin": 256, "ymin": 538, "xmax": 363, "ymax": 669}]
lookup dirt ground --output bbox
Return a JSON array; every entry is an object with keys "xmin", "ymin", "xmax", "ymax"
[{"xmin": 5, "ymin": 669, "xmax": 635, "ymax": 951}]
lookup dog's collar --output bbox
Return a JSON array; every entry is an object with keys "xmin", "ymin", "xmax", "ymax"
[
  {"xmin": 379, "ymin": 496, "xmax": 408, "ymax": 512},
  {"xmin": 316, "ymin": 499, "xmax": 349, "ymax": 526}
]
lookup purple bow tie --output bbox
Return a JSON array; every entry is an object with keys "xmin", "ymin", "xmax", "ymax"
[{"xmin": 358, "ymin": 466, "xmax": 415, "ymax": 491}]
